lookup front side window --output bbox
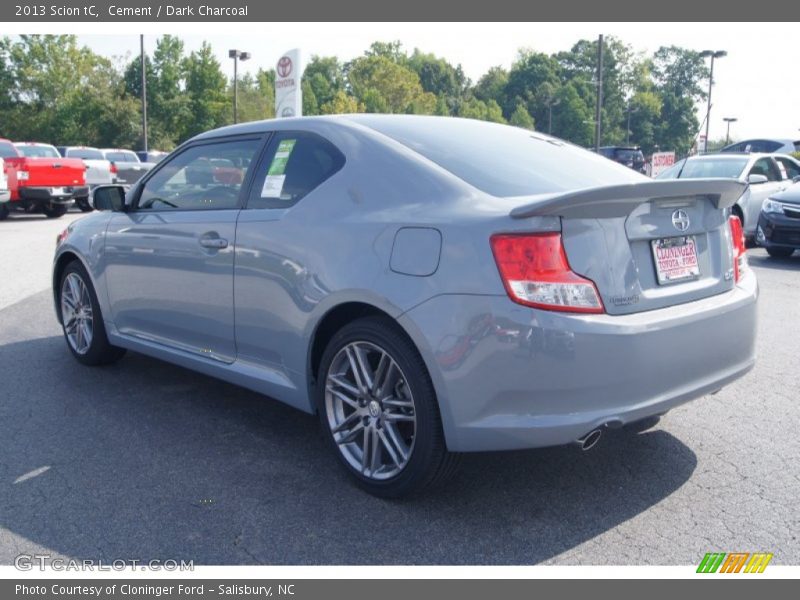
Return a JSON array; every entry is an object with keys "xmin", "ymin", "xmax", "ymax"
[
  {"xmin": 749, "ymin": 158, "xmax": 781, "ymax": 182},
  {"xmin": 137, "ymin": 138, "xmax": 261, "ymax": 211},
  {"xmin": 248, "ymin": 131, "xmax": 345, "ymax": 209}
]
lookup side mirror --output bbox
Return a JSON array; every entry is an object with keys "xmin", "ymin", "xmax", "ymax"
[
  {"xmin": 91, "ymin": 185, "xmax": 126, "ymax": 211},
  {"xmin": 747, "ymin": 174, "xmax": 769, "ymax": 185}
]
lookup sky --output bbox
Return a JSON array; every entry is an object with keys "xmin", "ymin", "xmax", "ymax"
[{"xmin": 33, "ymin": 22, "xmax": 800, "ymax": 143}]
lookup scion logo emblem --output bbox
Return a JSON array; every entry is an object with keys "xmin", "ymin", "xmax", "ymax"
[
  {"xmin": 672, "ymin": 209, "xmax": 690, "ymax": 232},
  {"xmin": 277, "ymin": 56, "xmax": 293, "ymax": 78}
]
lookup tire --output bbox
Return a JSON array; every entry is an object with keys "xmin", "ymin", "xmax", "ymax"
[
  {"xmin": 316, "ymin": 316, "xmax": 460, "ymax": 498},
  {"xmin": 58, "ymin": 260, "xmax": 126, "ymax": 366},
  {"xmin": 766, "ymin": 247, "xmax": 794, "ymax": 258},
  {"xmin": 76, "ymin": 197, "xmax": 93, "ymax": 212},
  {"xmin": 0, "ymin": 202, "xmax": 8, "ymax": 221},
  {"xmin": 42, "ymin": 204, "xmax": 68, "ymax": 219}
]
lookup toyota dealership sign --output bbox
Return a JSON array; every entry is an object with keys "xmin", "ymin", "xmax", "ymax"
[{"xmin": 275, "ymin": 48, "xmax": 302, "ymax": 118}]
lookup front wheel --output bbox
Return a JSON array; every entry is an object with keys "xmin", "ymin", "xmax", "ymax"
[
  {"xmin": 59, "ymin": 261, "xmax": 126, "ymax": 366},
  {"xmin": 76, "ymin": 197, "xmax": 93, "ymax": 212},
  {"xmin": 42, "ymin": 204, "xmax": 68, "ymax": 219},
  {"xmin": 766, "ymin": 247, "xmax": 794, "ymax": 258},
  {"xmin": 317, "ymin": 316, "xmax": 459, "ymax": 498}
]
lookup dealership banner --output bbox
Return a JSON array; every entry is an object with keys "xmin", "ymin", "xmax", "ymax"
[
  {"xmin": 2, "ymin": 0, "xmax": 800, "ymax": 21},
  {"xmin": 275, "ymin": 49, "xmax": 302, "ymax": 119}
]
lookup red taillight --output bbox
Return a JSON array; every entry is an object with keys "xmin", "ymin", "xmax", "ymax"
[
  {"xmin": 728, "ymin": 215, "xmax": 747, "ymax": 283},
  {"xmin": 110, "ymin": 162, "xmax": 118, "ymax": 174},
  {"xmin": 490, "ymin": 233, "xmax": 605, "ymax": 314}
]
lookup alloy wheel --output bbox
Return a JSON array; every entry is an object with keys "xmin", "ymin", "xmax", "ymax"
[
  {"xmin": 324, "ymin": 341, "xmax": 417, "ymax": 480},
  {"xmin": 60, "ymin": 272, "xmax": 94, "ymax": 355}
]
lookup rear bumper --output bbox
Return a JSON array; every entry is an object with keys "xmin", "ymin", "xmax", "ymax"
[
  {"xmin": 756, "ymin": 211, "xmax": 800, "ymax": 248},
  {"xmin": 400, "ymin": 274, "xmax": 758, "ymax": 452},
  {"xmin": 18, "ymin": 186, "xmax": 89, "ymax": 203}
]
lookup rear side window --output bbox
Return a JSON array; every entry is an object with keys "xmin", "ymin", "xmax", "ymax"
[
  {"xmin": 248, "ymin": 131, "xmax": 345, "ymax": 209},
  {"xmin": 355, "ymin": 116, "xmax": 644, "ymax": 197},
  {"xmin": 0, "ymin": 141, "xmax": 18, "ymax": 158},
  {"xmin": 776, "ymin": 157, "xmax": 800, "ymax": 179}
]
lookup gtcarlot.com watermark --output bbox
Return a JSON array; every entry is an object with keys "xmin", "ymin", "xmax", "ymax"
[{"xmin": 14, "ymin": 553, "xmax": 194, "ymax": 572}]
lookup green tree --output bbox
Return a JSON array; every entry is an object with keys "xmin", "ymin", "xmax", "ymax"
[
  {"xmin": 182, "ymin": 41, "xmax": 227, "ymax": 139},
  {"xmin": 320, "ymin": 90, "xmax": 364, "ymax": 114},
  {"xmin": 509, "ymin": 102, "xmax": 534, "ymax": 129},
  {"xmin": 304, "ymin": 56, "xmax": 344, "ymax": 109},
  {"xmin": 348, "ymin": 54, "xmax": 429, "ymax": 114}
]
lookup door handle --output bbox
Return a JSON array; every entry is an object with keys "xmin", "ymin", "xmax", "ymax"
[{"xmin": 199, "ymin": 236, "xmax": 228, "ymax": 249}]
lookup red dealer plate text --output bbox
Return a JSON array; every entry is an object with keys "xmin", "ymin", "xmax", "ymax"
[{"xmin": 651, "ymin": 236, "xmax": 700, "ymax": 285}]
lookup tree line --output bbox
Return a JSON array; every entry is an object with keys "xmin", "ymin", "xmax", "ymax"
[{"xmin": 0, "ymin": 35, "xmax": 711, "ymax": 155}]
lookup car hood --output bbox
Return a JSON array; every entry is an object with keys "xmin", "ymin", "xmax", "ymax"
[{"xmin": 772, "ymin": 183, "xmax": 800, "ymax": 205}]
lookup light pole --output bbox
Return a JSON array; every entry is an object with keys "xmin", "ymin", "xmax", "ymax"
[
  {"xmin": 700, "ymin": 49, "xmax": 726, "ymax": 153},
  {"xmin": 228, "ymin": 49, "xmax": 251, "ymax": 124},
  {"xmin": 626, "ymin": 103, "xmax": 639, "ymax": 145},
  {"xmin": 140, "ymin": 35, "xmax": 148, "ymax": 153},
  {"xmin": 545, "ymin": 97, "xmax": 560, "ymax": 134},
  {"xmin": 723, "ymin": 117, "xmax": 738, "ymax": 146}
]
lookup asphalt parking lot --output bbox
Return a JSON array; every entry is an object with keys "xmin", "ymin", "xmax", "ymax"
[{"xmin": 0, "ymin": 212, "xmax": 798, "ymax": 565}]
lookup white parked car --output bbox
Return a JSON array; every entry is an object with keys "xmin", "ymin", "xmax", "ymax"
[
  {"xmin": 0, "ymin": 157, "xmax": 10, "ymax": 219},
  {"xmin": 59, "ymin": 146, "xmax": 117, "ymax": 211},
  {"xmin": 657, "ymin": 153, "xmax": 800, "ymax": 239}
]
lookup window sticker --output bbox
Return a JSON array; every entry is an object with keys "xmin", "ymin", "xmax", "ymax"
[{"xmin": 260, "ymin": 139, "xmax": 296, "ymax": 198}]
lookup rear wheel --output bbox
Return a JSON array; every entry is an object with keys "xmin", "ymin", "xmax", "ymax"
[
  {"xmin": 59, "ymin": 261, "xmax": 126, "ymax": 366},
  {"xmin": 317, "ymin": 316, "xmax": 459, "ymax": 498},
  {"xmin": 43, "ymin": 204, "xmax": 68, "ymax": 219},
  {"xmin": 766, "ymin": 247, "xmax": 794, "ymax": 258},
  {"xmin": 0, "ymin": 203, "xmax": 8, "ymax": 221}
]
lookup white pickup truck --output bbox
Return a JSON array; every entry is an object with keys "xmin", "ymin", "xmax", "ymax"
[
  {"xmin": 58, "ymin": 146, "xmax": 117, "ymax": 212},
  {"xmin": 0, "ymin": 157, "xmax": 10, "ymax": 220}
]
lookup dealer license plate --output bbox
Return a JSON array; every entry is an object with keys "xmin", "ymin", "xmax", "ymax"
[{"xmin": 651, "ymin": 236, "xmax": 700, "ymax": 285}]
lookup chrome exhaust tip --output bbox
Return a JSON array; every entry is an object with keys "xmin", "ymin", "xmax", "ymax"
[{"xmin": 575, "ymin": 428, "xmax": 602, "ymax": 451}]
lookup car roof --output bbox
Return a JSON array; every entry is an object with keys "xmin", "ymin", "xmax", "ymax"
[{"xmin": 191, "ymin": 114, "xmax": 518, "ymax": 142}]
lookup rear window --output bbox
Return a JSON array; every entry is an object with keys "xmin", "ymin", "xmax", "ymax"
[
  {"xmin": 354, "ymin": 116, "xmax": 644, "ymax": 197},
  {"xmin": 66, "ymin": 148, "xmax": 104, "ymax": 160},
  {"xmin": 0, "ymin": 141, "xmax": 18, "ymax": 158},
  {"xmin": 15, "ymin": 144, "xmax": 60, "ymax": 158},
  {"xmin": 105, "ymin": 151, "xmax": 138, "ymax": 163},
  {"xmin": 614, "ymin": 149, "xmax": 644, "ymax": 162},
  {"xmin": 671, "ymin": 158, "xmax": 748, "ymax": 179}
]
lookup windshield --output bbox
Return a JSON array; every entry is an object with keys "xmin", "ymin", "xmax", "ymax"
[
  {"xmin": 352, "ymin": 116, "xmax": 645, "ymax": 197},
  {"xmin": 66, "ymin": 148, "xmax": 104, "ymax": 160},
  {"xmin": 16, "ymin": 144, "xmax": 60, "ymax": 158},
  {"xmin": 105, "ymin": 151, "xmax": 138, "ymax": 163},
  {"xmin": 668, "ymin": 158, "xmax": 749, "ymax": 179}
]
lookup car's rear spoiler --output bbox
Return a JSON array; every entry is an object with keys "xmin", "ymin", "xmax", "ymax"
[{"xmin": 509, "ymin": 178, "xmax": 747, "ymax": 220}]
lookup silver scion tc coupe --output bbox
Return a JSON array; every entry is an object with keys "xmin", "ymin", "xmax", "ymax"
[{"xmin": 53, "ymin": 116, "xmax": 758, "ymax": 497}]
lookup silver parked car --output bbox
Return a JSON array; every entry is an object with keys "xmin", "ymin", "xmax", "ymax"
[
  {"xmin": 657, "ymin": 153, "xmax": 799, "ymax": 239},
  {"xmin": 53, "ymin": 116, "xmax": 758, "ymax": 497},
  {"xmin": 101, "ymin": 148, "xmax": 155, "ymax": 185}
]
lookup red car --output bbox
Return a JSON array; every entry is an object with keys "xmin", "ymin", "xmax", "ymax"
[{"xmin": 0, "ymin": 138, "xmax": 88, "ymax": 219}]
